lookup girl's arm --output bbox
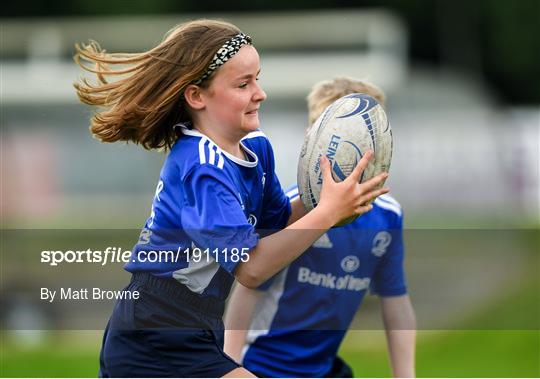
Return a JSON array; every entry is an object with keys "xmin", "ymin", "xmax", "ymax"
[
  {"xmin": 381, "ymin": 295, "xmax": 417, "ymax": 378},
  {"xmin": 235, "ymin": 152, "xmax": 388, "ymax": 288}
]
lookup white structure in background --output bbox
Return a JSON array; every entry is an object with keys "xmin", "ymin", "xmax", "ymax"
[{"xmin": 2, "ymin": 10, "xmax": 407, "ymax": 103}]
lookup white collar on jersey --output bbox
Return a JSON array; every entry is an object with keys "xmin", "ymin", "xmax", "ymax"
[{"xmin": 176, "ymin": 123, "xmax": 259, "ymax": 168}]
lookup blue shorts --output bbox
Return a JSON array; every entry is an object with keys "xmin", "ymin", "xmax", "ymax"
[
  {"xmin": 99, "ymin": 273, "xmax": 240, "ymax": 377},
  {"xmin": 325, "ymin": 356, "xmax": 354, "ymax": 378}
]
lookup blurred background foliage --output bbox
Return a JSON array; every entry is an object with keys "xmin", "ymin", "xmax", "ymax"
[{"xmin": 4, "ymin": 0, "xmax": 540, "ymax": 104}]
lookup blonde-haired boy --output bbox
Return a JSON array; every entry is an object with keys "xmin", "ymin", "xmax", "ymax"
[{"xmin": 225, "ymin": 77, "xmax": 415, "ymax": 378}]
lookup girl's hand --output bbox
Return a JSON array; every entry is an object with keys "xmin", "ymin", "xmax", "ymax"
[{"xmin": 316, "ymin": 150, "xmax": 389, "ymax": 225}]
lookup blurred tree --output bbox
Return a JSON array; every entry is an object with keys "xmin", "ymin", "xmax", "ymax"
[{"xmin": 481, "ymin": 0, "xmax": 540, "ymax": 104}]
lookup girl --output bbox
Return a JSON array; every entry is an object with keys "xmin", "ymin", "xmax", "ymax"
[{"xmin": 74, "ymin": 19, "xmax": 389, "ymax": 378}]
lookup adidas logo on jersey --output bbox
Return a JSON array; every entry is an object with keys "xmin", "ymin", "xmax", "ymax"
[
  {"xmin": 297, "ymin": 267, "xmax": 370, "ymax": 291},
  {"xmin": 313, "ymin": 233, "xmax": 333, "ymax": 248}
]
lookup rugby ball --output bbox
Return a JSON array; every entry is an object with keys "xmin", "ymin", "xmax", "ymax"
[{"xmin": 297, "ymin": 93, "xmax": 392, "ymax": 225}]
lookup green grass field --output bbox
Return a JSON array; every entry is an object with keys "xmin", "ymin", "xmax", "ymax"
[
  {"xmin": 341, "ymin": 330, "xmax": 539, "ymax": 377},
  {"xmin": 2, "ymin": 330, "xmax": 538, "ymax": 377},
  {"xmin": 342, "ymin": 272, "xmax": 540, "ymax": 377}
]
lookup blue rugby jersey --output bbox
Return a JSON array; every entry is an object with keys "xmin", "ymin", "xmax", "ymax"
[
  {"xmin": 124, "ymin": 124, "xmax": 291, "ymax": 300},
  {"xmin": 242, "ymin": 187, "xmax": 406, "ymax": 377}
]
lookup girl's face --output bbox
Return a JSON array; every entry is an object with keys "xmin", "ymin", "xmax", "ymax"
[{"xmin": 201, "ymin": 45, "xmax": 267, "ymax": 135}]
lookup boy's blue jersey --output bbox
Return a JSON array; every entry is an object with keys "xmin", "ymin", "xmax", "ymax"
[
  {"xmin": 242, "ymin": 187, "xmax": 406, "ymax": 378},
  {"xmin": 124, "ymin": 124, "xmax": 291, "ymax": 301}
]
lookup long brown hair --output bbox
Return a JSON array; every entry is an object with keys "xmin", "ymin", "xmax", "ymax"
[{"xmin": 74, "ymin": 19, "xmax": 242, "ymax": 150}]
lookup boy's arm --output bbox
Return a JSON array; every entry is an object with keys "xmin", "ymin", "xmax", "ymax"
[
  {"xmin": 224, "ymin": 283, "xmax": 262, "ymax": 363},
  {"xmin": 380, "ymin": 294, "xmax": 416, "ymax": 378},
  {"xmin": 286, "ymin": 196, "xmax": 308, "ymax": 226}
]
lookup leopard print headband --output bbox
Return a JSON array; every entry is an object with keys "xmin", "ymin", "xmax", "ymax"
[{"xmin": 193, "ymin": 33, "xmax": 253, "ymax": 85}]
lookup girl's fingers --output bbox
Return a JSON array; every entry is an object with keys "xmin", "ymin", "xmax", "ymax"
[
  {"xmin": 320, "ymin": 155, "xmax": 335, "ymax": 184},
  {"xmin": 358, "ymin": 187, "xmax": 390, "ymax": 206},
  {"xmin": 347, "ymin": 150, "xmax": 373, "ymax": 183},
  {"xmin": 360, "ymin": 171, "xmax": 389, "ymax": 190},
  {"xmin": 355, "ymin": 204, "xmax": 373, "ymax": 215}
]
